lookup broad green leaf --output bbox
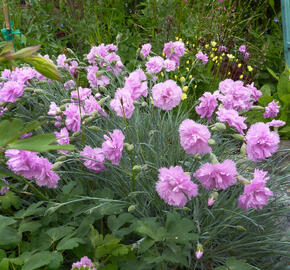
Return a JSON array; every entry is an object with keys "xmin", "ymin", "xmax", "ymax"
[
  {"xmin": 0, "ymin": 249, "xmax": 6, "ymax": 261},
  {"xmin": 56, "ymin": 237, "xmax": 84, "ymax": 251},
  {"xmin": 138, "ymin": 237, "xmax": 154, "ymax": 253},
  {"xmin": 258, "ymin": 96, "xmax": 273, "ymax": 106},
  {"xmin": 47, "ymin": 252, "xmax": 63, "ymax": 270},
  {"xmin": 15, "ymin": 201, "xmax": 44, "ymax": 218},
  {"xmin": 0, "ymin": 119, "xmax": 23, "ymax": 148},
  {"xmin": 277, "ymin": 67, "xmax": 290, "ymax": 99},
  {"xmin": 136, "ymin": 218, "xmax": 166, "ymax": 241},
  {"xmin": 18, "ymin": 221, "xmax": 42, "ymax": 233},
  {"xmin": 107, "ymin": 213, "xmax": 134, "ymax": 232},
  {"xmin": 0, "ymin": 215, "xmax": 16, "ymax": 228},
  {"xmin": 47, "ymin": 226, "xmax": 74, "ymax": 242},
  {"xmin": 226, "ymin": 257, "xmax": 258, "ymax": 270},
  {"xmin": 260, "ymin": 83, "xmax": 274, "ymax": 96},
  {"xmin": 279, "ymin": 126, "xmax": 290, "ymax": 133},
  {"xmin": 22, "ymin": 251, "xmax": 56, "ymax": 270},
  {"xmin": 0, "ymin": 191, "xmax": 21, "ymax": 210},
  {"xmin": 279, "ymin": 94, "xmax": 290, "ymax": 104},
  {"xmin": 0, "ymin": 258, "xmax": 9, "ymax": 270},
  {"xmin": 0, "ymin": 227, "xmax": 22, "ymax": 248}
]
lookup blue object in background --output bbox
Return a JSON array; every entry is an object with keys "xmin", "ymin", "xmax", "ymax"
[{"xmin": 281, "ymin": 0, "xmax": 290, "ymax": 67}]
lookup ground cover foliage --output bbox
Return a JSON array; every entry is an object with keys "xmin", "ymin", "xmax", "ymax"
[{"xmin": 0, "ymin": 0, "xmax": 289, "ymax": 270}]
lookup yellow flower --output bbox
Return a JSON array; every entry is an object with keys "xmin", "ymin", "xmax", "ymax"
[
  {"xmin": 183, "ymin": 86, "xmax": 188, "ymax": 92},
  {"xmin": 194, "ymin": 85, "xmax": 197, "ymax": 89},
  {"xmin": 235, "ymin": 59, "xmax": 238, "ymax": 62},
  {"xmin": 215, "ymin": 60, "xmax": 218, "ymax": 64},
  {"xmin": 174, "ymin": 75, "xmax": 178, "ymax": 80},
  {"xmin": 222, "ymin": 53, "xmax": 225, "ymax": 57},
  {"xmin": 179, "ymin": 38, "xmax": 182, "ymax": 42},
  {"xmin": 161, "ymin": 72, "xmax": 164, "ymax": 77},
  {"xmin": 212, "ymin": 56, "xmax": 218, "ymax": 62},
  {"xmin": 219, "ymin": 56, "xmax": 223, "ymax": 60},
  {"xmin": 186, "ymin": 67, "xmax": 189, "ymax": 71},
  {"xmin": 211, "ymin": 41, "xmax": 217, "ymax": 47},
  {"xmin": 192, "ymin": 44, "xmax": 195, "ymax": 47},
  {"xmin": 186, "ymin": 60, "xmax": 190, "ymax": 64},
  {"xmin": 228, "ymin": 72, "xmax": 231, "ymax": 75},
  {"xmin": 227, "ymin": 54, "xmax": 235, "ymax": 60},
  {"xmin": 186, "ymin": 41, "xmax": 189, "ymax": 45},
  {"xmin": 239, "ymin": 74, "xmax": 244, "ymax": 79},
  {"xmin": 180, "ymin": 76, "xmax": 186, "ymax": 83},
  {"xmin": 181, "ymin": 93, "xmax": 187, "ymax": 100},
  {"xmin": 205, "ymin": 44, "xmax": 209, "ymax": 48},
  {"xmin": 247, "ymin": 65, "xmax": 253, "ymax": 72},
  {"xmin": 238, "ymin": 63, "xmax": 242, "ymax": 68},
  {"xmin": 175, "ymin": 36, "xmax": 179, "ymax": 41},
  {"xmin": 162, "ymin": 52, "xmax": 165, "ymax": 57},
  {"xmin": 189, "ymin": 75, "xmax": 193, "ymax": 79}
]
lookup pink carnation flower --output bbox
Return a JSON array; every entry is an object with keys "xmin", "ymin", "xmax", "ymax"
[
  {"xmin": 1, "ymin": 69, "xmax": 11, "ymax": 79},
  {"xmin": 163, "ymin": 41, "xmax": 185, "ymax": 66},
  {"xmin": 244, "ymin": 52, "xmax": 250, "ymax": 59},
  {"xmin": 48, "ymin": 102, "xmax": 61, "ymax": 116},
  {"xmin": 10, "ymin": 67, "xmax": 36, "ymax": 83},
  {"xmin": 71, "ymin": 87, "xmax": 92, "ymax": 104},
  {"xmin": 71, "ymin": 256, "xmax": 96, "ymax": 270},
  {"xmin": 163, "ymin": 59, "xmax": 176, "ymax": 72},
  {"xmin": 195, "ymin": 51, "xmax": 208, "ymax": 64},
  {"xmin": 216, "ymin": 107, "xmax": 247, "ymax": 134},
  {"xmin": 238, "ymin": 169, "xmax": 273, "ymax": 211},
  {"xmin": 246, "ymin": 82, "xmax": 262, "ymax": 102},
  {"xmin": 64, "ymin": 104, "xmax": 82, "ymax": 132},
  {"xmin": 146, "ymin": 56, "xmax": 164, "ymax": 74},
  {"xmin": 54, "ymin": 127, "xmax": 70, "ymax": 154},
  {"xmin": 87, "ymin": 65, "xmax": 110, "ymax": 88},
  {"xmin": 246, "ymin": 122, "xmax": 279, "ymax": 161},
  {"xmin": 152, "ymin": 80, "xmax": 182, "ymax": 110},
  {"xmin": 156, "ymin": 166, "xmax": 198, "ymax": 207},
  {"xmin": 102, "ymin": 129, "xmax": 125, "ymax": 165},
  {"xmin": 266, "ymin": 119, "xmax": 286, "ymax": 127},
  {"xmin": 124, "ymin": 69, "xmax": 148, "ymax": 100},
  {"xmin": 35, "ymin": 157, "xmax": 60, "ymax": 188},
  {"xmin": 84, "ymin": 95, "xmax": 107, "ymax": 117},
  {"xmin": 239, "ymin": 45, "xmax": 246, "ymax": 54},
  {"xmin": 110, "ymin": 88, "xmax": 135, "ymax": 118},
  {"xmin": 195, "ymin": 250, "xmax": 203, "ymax": 260},
  {"xmin": 140, "ymin": 43, "xmax": 151, "ymax": 58},
  {"xmin": 0, "ymin": 81, "xmax": 25, "ymax": 103},
  {"xmin": 263, "ymin": 100, "xmax": 280, "ymax": 118},
  {"xmin": 57, "ymin": 54, "xmax": 67, "ymax": 68},
  {"xmin": 80, "ymin": 146, "xmax": 106, "ymax": 173},
  {"xmin": 64, "ymin": 80, "xmax": 76, "ymax": 91},
  {"xmin": 195, "ymin": 92, "xmax": 218, "ymax": 121},
  {"xmin": 193, "ymin": 159, "xmax": 237, "ymax": 190},
  {"xmin": 179, "ymin": 119, "xmax": 212, "ymax": 154}
]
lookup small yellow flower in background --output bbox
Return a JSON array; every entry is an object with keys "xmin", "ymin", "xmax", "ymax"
[
  {"xmin": 228, "ymin": 72, "xmax": 231, "ymax": 75},
  {"xmin": 175, "ymin": 37, "xmax": 179, "ymax": 41},
  {"xmin": 247, "ymin": 65, "xmax": 253, "ymax": 72},
  {"xmin": 150, "ymin": 97, "xmax": 154, "ymax": 105},
  {"xmin": 174, "ymin": 75, "xmax": 178, "ymax": 80},
  {"xmin": 186, "ymin": 67, "xmax": 189, "ymax": 71},
  {"xmin": 211, "ymin": 41, "xmax": 217, "ymax": 47},
  {"xmin": 156, "ymin": 76, "xmax": 158, "ymax": 80},
  {"xmin": 186, "ymin": 60, "xmax": 190, "ymax": 64},
  {"xmin": 183, "ymin": 86, "xmax": 188, "ymax": 92},
  {"xmin": 212, "ymin": 56, "xmax": 218, "ymax": 62},
  {"xmin": 192, "ymin": 44, "xmax": 195, "ymax": 47},
  {"xmin": 189, "ymin": 75, "xmax": 193, "ymax": 79},
  {"xmin": 239, "ymin": 74, "xmax": 244, "ymax": 79},
  {"xmin": 210, "ymin": 53, "xmax": 214, "ymax": 58},
  {"xmin": 161, "ymin": 72, "xmax": 164, "ymax": 77},
  {"xmin": 214, "ymin": 48, "xmax": 218, "ymax": 51},
  {"xmin": 179, "ymin": 38, "xmax": 182, "ymax": 42},
  {"xmin": 194, "ymin": 85, "xmax": 197, "ymax": 89},
  {"xmin": 181, "ymin": 93, "xmax": 187, "ymax": 100},
  {"xmin": 219, "ymin": 56, "xmax": 223, "ymax": 60},
  {"xmin": 235, "ymin": 59, "xmax": 238, "ymax": 62},
  {"xmin": 180, "ymin": 76, "xmax": 186, "ymax": 83},
  {"xmin": 222, "ymin": 53, "xmax": 225, "ymax": 57},
  {"xmin": 205, "ymin": 44, "xmax": 209, "ymax": 48},
  {"xmin": 215, "ymin": 60, "xmax": 219, "ymax": 64},
  {"xmin": 162, "ymin": 52, "xmax": 165, "ymax": 57},
  {"xmin": 177, "ymin": 66, "xmax": 180, "ymax": 69},
  {"xmin": 186, "ymin": 41, "xmax": 189, "ymax": 45},
  {"xmin": 227, "ymin": 54, "xmax": 235, "ymax": 60},
  {"xmin": 238, "ymin": 63, "xmax": 242, "ymax": 68}
]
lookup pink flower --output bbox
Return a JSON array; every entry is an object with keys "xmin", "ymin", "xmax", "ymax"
[
  {"xmin": 57, "ymin": 54, "xmax": 68, "ymax": 68},
  {"xmin": 102, "ymin": 129, "xmax": 125, "ymax": 165},
  {"xmin": 195, "ymin": 92, "xmax": 218, "ymax": 121},
  {"xmin": 10, "ymin": 67, "xmax": 36, "ymax": 83},
  {"xmin": 263, "ymin": 100, "xmax": 280, "ymax": 118},
  {"xmin": 35, "ymin": 158, "xmax": 60, "ymax": 188},
  {"xmin": 193, "ymin": 160, "xmax": 237, "ymax": 190},
  {"xmin": 64, "ymin": 80, "xmax": 76, "ymax": 91},
  {"xmin": 156, "ymin": 166, "xmax": 198, "ymax": 207},
  {"xmin": 246, "ymin": 122, "xmax": 279, "ymax": 161},
  {"xmin": 179, "ymin": 119, "xmax": 212, "ymax": 155},
  {"xmin": 239, "ymin": 45, "xmax": 246, "ymax": 54},
  {"xmin": 64, "ymin": 104, "xmax": 82, "ymax": 132},
  {"xmin": 1, "ymin": 69, "xmax": 11, "ymax": 79},
  {"xmin": 238, "ymin": 169, "xmax": 273, "ymax": 211},
  {"xmin": 84, "ymin": 95, "xmax": 107, "ymax": 117},
  {"xmin": 0, "ymin": 106, "xmax": 8, "ymax": 116},
  {"xmin": 246, "ymin": 82, "xmax": 262, "ymax": 102},
  {"xmin": 110, "ymin": 88, "xmax": 135, "ymax": 118},
  {"xmin": 54, "ymin": 127, "xmax": 70, "ymax": 154},
  {"xmin": 163, "ymin": 59, "xmax": 176, "ymax": 72},
  {"xmin": 140, "ymin": 43, "xmax": 151, "ymax": 58},
  {"xmin": 104, "ymin": 52, "xmax": 123, "ymax": 75},
  {"xmin": 68, "ymin": 60, "xmax": 78, "ymax": 76},
  {"xmin": 0, "ymin": 178, "xmax": 9, "ymax": 195},
  {"xmin": 266, "ymin": 120, "xmax": 286, "ymax": 127},
  {"xmin": 48, "ymin": 102, "xmax": 61, "ymax": 116},
  {"xmin": 163, "ymin": 41, "xmax": 185, "ymax": 66},
  {"xmin": 218, "ymin": 45, "xmax": 227, "ymax": 52},
  {"xmin": 0, "ymin": 81, "xmax": 25, "ymax": 103},
  {"xmin": 195, "ymin": 51, "xmax": 208, "ymax": 64},
  {"xmin": 244, "ymin": 52, "xmax": 250, "ymax": 59},
  {"xmin": 208, "ymin": 197, "xmax": 215, "ymax": 206},
  {"xmin": 195, "ymin": 250, "xmax": 203, "ymax": 260},
  {"xmin": 146, "ymin": 56, "xmax": 164, "ymax": 74},
  {"xmin": 71, "ymin": 256, "xmax": 96, "ymax": 270},
  {"xmin": 71, "ymin": 87, "xmax": 92, "ymax": 104},
  {"xmin": 80, "ymin": 146, "xmax": 106, "ymax": 173},
  {"xmin": 216, "ymin": 108, "xmax": 247, "ymax": 135},
  {"xmin": 152, "ymin": 80, "xmax": 182, "ymax": 110},
  {"xmin": 124, "ymin": 69, "xmax": 148, "ymax": 100},
  {"xmin": 87, "ymin": 65, "xmax": 110, "ymax": 88}
]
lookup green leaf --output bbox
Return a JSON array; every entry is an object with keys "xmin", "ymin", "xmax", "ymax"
[
  {"xmin": 279, "ymin": 126, "xmax": 290, "ymax": 134},
  {"xmin": 136, "ymin": 218, "xmax": 166, "ymax": 241},
  {"xmin": 260, "ymin": 83, "xmax": 274, "ymax": 96},
  {"xmin": 0, "ymin": 191, "xmax": 21, "ymax": 210},
  {"xmin": 138, "ymin": 237, "xmax": 154, "ymax": 253},
  {"xmin": 0, "ymin": 249, "xmax": 6, "ymax": 261},
  {"xmin": 22, "ymin": 251, "xmax": 58, "ymax": 270},
  {"xmin": 258, "ymin": 96, "xmax": 273, "ymax": 106},
  {"xmin": 56, "ymin": 237, "xmax": 84, "ymax": 251},
  {"xmin": 15, "ymin": 201, "xmax": 44, "ymax": 218},
  {"xmin": 7, "ymin": 133, "xmax": 75, "ymax": 152},
  {"xmin": 47, "ymin": 252, "xmax": 63, "ymax": 270},
  {"xmin": 214, "ymin": 267, "xmax": 227, "ymax": 270},
  {"xmin": 226, "ymin": 257, "xmax": 258, "ymax": 270},
  {"xmin": 0, "ymin": 227, "xmax": 22, "ymax": 248},
  {"xmin": 266, "ymin": 67, "xmax": 279, "ymax": 80},
  {"xmin": 0, "ymin": 119, "xmax": 23, "ymax": 148},
  {"xmin": 0, "ymin": 216, "xmax": 16, "ymax": 228},
  {"xmin": 279, "ymin": 94, "xmax": 290, "ymax": 104},
  {"xmin": 0, "ymin": 258, "xmax": 9, "ymax": 270},
  {"xmin": 18, "ymin": 221, "xmax": 42, "ymax": 233},
  {"xmin": 277, "ymin": 67, "xmax": 290, "ymax": 100},
  {"xmin": 47, "ymin": 226, "xmax": 74, "ymax": 242},
  {"xmin": 107, "ymin": 213, "xmax": 134, "ymax": 232}
]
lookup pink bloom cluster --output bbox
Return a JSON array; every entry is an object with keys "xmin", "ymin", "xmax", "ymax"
[
  {"xmin": 266, "ymin": 119, "xmax": 286, "ymax": 128},
  {"xmin": 179, "ymin": 119, "xmax": 211, "ymax": 155},
  {"xmin": 71, "ymin": 256, "xmax": 96, "ymax": 270},
  {"xmin": 140, "ymin": 43, "xmax": 151, "ymax": 58},
  {"xmin": 80, "ymin": 146, "xmax": 106, "ymax": 173},
  {"xmin": 193, "ymin": 159, "xmax": 237, "ymax": 190},
  {"xmin": 216, "ymin": 107, "xmax": 247, "ymax": 134},
  {"xmin": 54, "ymin": 127, "xmax": 70, "ymax": 154},
  {"xmin": 64, "ymin": 80, "xmax": 76, "ymax": 91},
  {"xmin": 124, "ymin": 68, "xmax": 148, "ymax": 100},
  {"xmin": 146, "ymin": 56, "xmax": 164, "ymax": 74},
  {"xmin": 156, "ymin": 166, "xmax": 198, "ymax": 207},
  {"xmin": 195, "ymin": 51, "xmax": 208, "ymax": 64},
  {"xmin": 152, "ymin": 80, "xmax": 182, "ymax": 110},
  {"xmin": 263, "ymin": 100, "xmax": 280, "ymax": 118},
  {"xmin": 110, "ymin": 88, "xmax": 135, "ymax": 118},
  {"xmin": 57, "ymin": 54, "xmax": 78, "ymax": 77},
  {"xmin": 238, "ymin": 45, "xmax": 250, "ymax": 59},
  {"xmin": 163, "ymin": 41, "xmax": 185, "ymax": 66},
  {"xmin": 195, "ymin": 92, "xmax": 218, "ymax": 121},
  {"xmin": 87, "ymin": 65, "xmax": 110, "ymax": 88},
  {"xmin": 238, "ymin": 169, "xmax": 273, "ymax": 211},
  {"xmin": 245, "ymin": 122, "xmax": 279, "ymax": 161},
  {"xmin": 5, "ymin": 150, "xmax": 59, "ymax": 188}
]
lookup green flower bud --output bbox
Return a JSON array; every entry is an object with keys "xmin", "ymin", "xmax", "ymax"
[
  {"xmin": 209, "ymin": 153, "xmax": 219, "ymax": 164},
  {"xmin": 56, "ymin": 155, "xmax": 67, "ymax": 162},
  {"xmin": 53, "ymin": 161, "xmax": 63, "ymax": 170},
  {"xmin": 133, "ymin": 165, "xmax": 142, "ymax": 173},
  {"xmin": 211, "ymin": 122, "xmax": 226, "ymax": 131},
  {"xmin": 96, "ymin": 70, "xmax": 106, "ymax": 77},
  {"xmin": 232, "ymin": 134, "xmax": 245, "ymax": 141},
  {"xmin": 208, "ymin": 139, "xmax": 215, "ymax": 146},
  {"xmin": 250, "ymin": 105, "xmax": 265, "ymax": 111},
  {"xmin": 83, "ymin": 117, "xmax": 94, "ymax": 124},
  {"xmin": 126, "ymin": 144, "xmax": 134, "ymax": 151},
  {"xmin": 240, "ymin": 142, "xmax": 246, "ymax": 157},
  {"xmin": 61, "ymin": 99, "xmax": 71, "ymax": 103},
  {"xmin": 128, "ymin": 205, "xmax": 136, "ymax": 212},
  {"xmin": 236, "ymin": 225, "xmax": 247, "ymax": 232},
  {"xmin": 88, "ymin": 126, "xmax": 99, "ymax": 132},
  {"xmin": 72, "ymin": 131, "xmax": 81, "ymax": 137},
  {"xmin": 141, "ymin": 101, "xmax": 148, "ymax": 107},
  {"xmin": 145, "ymin": 72, "xmax": 154, "ymax": 80},
  {"xmin": 59, "ymin": 104, "xmax": 67, "ymax": 111}
]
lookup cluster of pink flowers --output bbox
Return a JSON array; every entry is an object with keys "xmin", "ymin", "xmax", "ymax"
[
  {"xmin": 179, "ymin": 119, "xmax": 211, "ymax": 155},
  {"xmin": 193, "ymin": 159, "xmax": 237, "ymax": 190},
  {"xmin": 163, "ymin": 41, "xmax": 185, "ymax": 66},
  {"xmin": 195, "ymin": 92, "xmax": 218, "ymax": 121},
  {"xmin": 80, "ymin": 129, "xmax": 125, "ymax": 171},
  {"xmin": 238, "ymin": 169, "xmax": 273, "ymax": 211},
  {"xmin": 71, "ymin": 256, "xmax": 96, "ymax": 270},
  {"xmin": 151, "ymin": 80, "xmax": 182, "ymax": 110},
  {"xmin": 5, "ymin": 149, "xmax": 59, "ymax": 188},
  {"xmin": 140, "ymin": 43, "xmax": 152, "ymax": 58},
  {"xmin": 87, "ymin": 65, "xmax": 110, "ymax": 88},
  {"xmin": 156, "ymin": 166, "xmax": 198, "ymax": 207},
  {"xmin": 195, "ymin": 51, "xmax": 208, "ymax": 64},
  {"xmin": 54, "ymin": 127, "xmax": 70, "ymax": 154},
  {"xmin": 57, "ymin": 54, "xmax": 78, "ymax": 77},
  {"xmin": 238, "ymin": 44, "xmax": 250, "ymax": 59},
  {"xmin": 263, "ymin": 100, "xmax": 280, "ymax": 118},
  {"xmin": 146, "ymin": 56, "xmax": 164, "ymax": 74}
]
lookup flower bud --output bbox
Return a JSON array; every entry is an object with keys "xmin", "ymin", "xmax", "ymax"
[
  {"xmin": 128, "ymin": 205, "xmax": 136, "ymax": 212},
  {"xmin": 209, "ymin": 153, "xmax": 219, "ymax": 164},
  {"xmin": 116, "ymin": 33, "xmax": 122, "ymax": 44},
  {"xmin": 98, "ymin": 96, "xmax": 110, "ymax": 106},
  {"xmin": 250, "ymin": 105, "xmax": 264, "ymax": 111},
  {"xmin": 83, "ymin": 117, "xmax": 94, "ymax": 124},
  {"xmin": 240, "ymin": 142, "xmax": 246, "ymax": 156},
  {"xmin": 141, "ymin": 101, "xmax": 148, "ymax": 107},
  {"xmin": 126, "ymin": 144, "xmax": 134, "ymax": 151},
  {"xmin": 195, "ymin": 244, "xmax": 203, "ymax": 260},
  {"xmin": 56, "ymin": 155, "xmax": 67, "ymax": 162},
  {"xmin": 53, "ymin": 161, "xmax": 63, "ymax": 170},
  {"xmin": 236, "ymin": 225, "xmax": 246, "ymax": 232},
  {"xmin": 72, "ymin": 131, "xmax": 81, "ymax": 137},
  {"xmin": 208, "ymin": 139, "xmax": 215, "ymax": 146},
  {"xmin": 237, "ymin": 175, "xmax": 251, "ymax": 185},
  {"xmin": 88, "ymin": 126, "xmax": 99, "ymax": 132},
  {"xmin": 59, "ymin": 104, "xmax": 67, "ymax": 111},
  {"xmin": 133, "ymin": 165, "xmax": 142, "ymax": 173},
  {"xmin": 145, "ymin": 72, "xmax": 154, "ymax": 80},
  {"xmin": 232, "ymin": 134, "xmax": 245, "ymax": 141},
  {"xmin": 211, "ymin": 122, "xmax": 226, "ymax": 131},
  {"xmin": 96, "ymin": 70, "xmax": 106, "ymax": 77}
]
